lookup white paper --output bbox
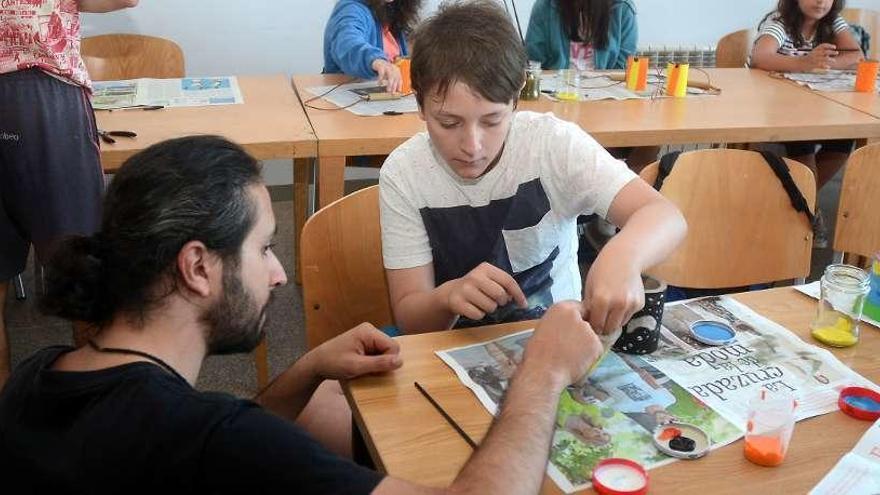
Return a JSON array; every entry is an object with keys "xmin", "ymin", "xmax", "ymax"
[
  {"xmin": 811, "ymin": 418, "xmax": 880, "ymax": 494},
  {"xmin": 304, "ymin": 81, "xmax": 418, "ymax": 116},
  {"xmin": 794, "ymin": 281, "xmax": 880, "ymax": 330},
  {"xmin": 92, "ymin": 76, "xmax": 244, "ymax": 110},
  {"xmin": 781, "ymin": 70, "xmax": 878, "ymax": 93},
  {"xmin": 539, "ymin": 71, "xmax": 714, "ymax": 101}
]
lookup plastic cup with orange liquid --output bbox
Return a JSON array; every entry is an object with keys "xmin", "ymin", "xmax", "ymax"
[{"xmin": 744, "ymin": 390, "xmax": 797, "ymax": 467}]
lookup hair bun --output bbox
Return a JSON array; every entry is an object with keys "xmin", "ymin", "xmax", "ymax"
[{"xmin": 39, "ymin": 234, "xmax": 112, "ymax": 323}]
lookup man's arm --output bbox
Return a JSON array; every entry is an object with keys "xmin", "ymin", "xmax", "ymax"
[
  {"xmin": 373, "ymin": 302, "xmax": 602, "ymax": 495},
  {"xmin": 77, "ymin": 0, "xmax": 139, "ymax": 13},
  {"xmin": 255, "ymin": 323, "xmax": 402, "ymax": 421}
]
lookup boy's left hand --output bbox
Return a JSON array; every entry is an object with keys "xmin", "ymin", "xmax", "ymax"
[{"xmin": 582, "ymin": 250, "xmax": 645, "ymax": 335}]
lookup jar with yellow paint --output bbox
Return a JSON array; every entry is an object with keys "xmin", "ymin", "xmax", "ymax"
[{"xmin": 811, "ymin": 264, "xmax": 871, "ymax": 347}]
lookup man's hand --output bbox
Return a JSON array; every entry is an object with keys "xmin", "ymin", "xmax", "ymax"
[
  {"xmin": 521, "ymin": 301, "xmax": 602, "ymax": 386},
  {"xmin": 438, "ymin": 262, "xmax": 528, "ymax": 321},
  {"xmin": 583, "ymin": 247, "xmax": 645, "ymax": 335},
  {"xmin": 371, "ymin": 58, "xmax": 402, "ymax": 93},
  {"xmin": 311, "ymin": 323, "xmax": 402, "ymax": 381}
]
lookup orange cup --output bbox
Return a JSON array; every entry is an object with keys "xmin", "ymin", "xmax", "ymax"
[
  {"xmin": 855, "ymin": 59, "xmax": 879, "ymax": 93},
  {"xmin": 395, "ymin": 57, "xmax": 412, "ymax": 94}
]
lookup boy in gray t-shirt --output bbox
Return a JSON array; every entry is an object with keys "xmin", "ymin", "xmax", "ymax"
[{"xmin": 380, "ymin": 0, "xmax": 687, "ymax": 336}]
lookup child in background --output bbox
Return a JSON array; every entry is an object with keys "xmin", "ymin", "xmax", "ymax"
[
  {"xmin": 751, "ymin": 0, "xmax": 863, "ymax": 247},
  {"xmin": 525, "ymin": 0, "xmax": 656, "ymax": 174},
  {"xmin": 323, "ymin": 0, "xmax": 421, "ymax": 93},
  {"xmin": 379, "ymin": 0, "xmax": 686, "ymax": 337},
  {"xmin": 525, "ymin": 0, "xmax": 637, "ymax": 72}
]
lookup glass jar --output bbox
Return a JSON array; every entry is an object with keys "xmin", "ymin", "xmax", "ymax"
[
  {"xmin": 555, "ymin": 69, "xmax": 581, "ymax": 101},
  {"xmin": 520, "ymin": 60, "xmax": 541, "ymax": 101},
  {"xmin": 811, "ymin": 264, "xmax": 871, "ymax": 347}
]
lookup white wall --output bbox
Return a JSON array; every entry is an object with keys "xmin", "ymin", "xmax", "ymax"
[{"xmin": 83, "ymin": 0, "xmax": 880, "ymax": 77}]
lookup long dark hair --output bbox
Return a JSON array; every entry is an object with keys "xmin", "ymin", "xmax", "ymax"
[
  {"xmin": 763, "ymin": 0, "xmax": 845, "ymax": 47},
  {"xmin": 367, "ymin": 0, "xmax": 423, "ymax": 37},
  {"xmin": 558, "ymin": 0, "xmax": 612, "ymax": 50},
  {"xmin": 40, "ymin": 136, "xmax": 262, "ymax": 326}
]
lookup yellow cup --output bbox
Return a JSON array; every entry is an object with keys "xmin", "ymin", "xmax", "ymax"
[
  {"xmin": 666, "ymin": 62, "xmax": 689, "ymax": 97},
  {"xmin": 626, "ymin": 56, "xmax": 648, "ymax": 91},
  {"xmin": 855, "ymin": 59, "xmax": 879, "ymax": 93}
]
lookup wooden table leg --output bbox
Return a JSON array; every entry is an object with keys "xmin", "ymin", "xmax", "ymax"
[
  {"xmin": 318, "ymin": 155, "xmax": 346, "ymax": 209},
  {"xmin": 293, "ymin": 158, "xmax": 310, "ymax": 285}
]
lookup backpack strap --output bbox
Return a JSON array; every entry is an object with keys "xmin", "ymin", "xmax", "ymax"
[
  {"xmin": 651, "ymin": 150, "xmax": 815, "ymax": 228},
  {"xmin": 758, "ymin": 150, "xmax": 816, "ymax": 228},
  {"xmin": 653, "ymin": 150, "xmax": 681, "ymax": 191}
]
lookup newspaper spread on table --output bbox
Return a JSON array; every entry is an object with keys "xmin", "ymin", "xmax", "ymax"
[
  {"xmin": 780, "ymin": 70, "xmax": 878, "ymax": 92},
  {"xmin": 304, "ymin": 81, "xmax": 418, "ymax": 116},
  {"xmin": 436, "ymin": 295, "xmax": 877, "ymax": 493},
  {"xmin": 539, "ymin": 70, "xmax": 714, "ymax": 101},
  {"xmin": 92, "ymin": 76, "xmax": 244, "ymax": 110}
]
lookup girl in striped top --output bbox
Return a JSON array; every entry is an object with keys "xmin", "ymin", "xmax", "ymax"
[{"xmin": 750, "ymin": 0, "xmax": 863, "ymax": 247}]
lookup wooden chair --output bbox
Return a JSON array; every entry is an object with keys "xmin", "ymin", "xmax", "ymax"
[
  {"xmin": 81, "ymin": 34, "xmax": 185, "ymax": 81},
  {"xmin": 639, "ymin": 149, "xmax": 815, "ymax": 288},
  {"xmin": 842, "ymin": 8, "xmax": 880, "ymax": 60},
  {"xmin": 833, "ymin": 143, "xmax": 880, "ymax": 265},
  {"xmin": 301, "ymin": 185, "xmax": 393, "ymax": 349},
  {"xmin": 715, "ymin": 29, "xmax": 752, "ymax": 68}
]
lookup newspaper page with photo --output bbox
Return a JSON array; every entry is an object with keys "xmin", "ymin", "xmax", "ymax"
[
  {"xmin": 435, "ymin": 295, "xmax": 877, "ymax": 493},
  {"xmin": 92, "ymin": 77, "xmax": 244, "ymax": 110}
]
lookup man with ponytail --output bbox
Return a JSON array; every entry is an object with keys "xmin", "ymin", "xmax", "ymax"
[{"xmin": 0, "ymin": 134, "xmax": 606, "ymax": 494}]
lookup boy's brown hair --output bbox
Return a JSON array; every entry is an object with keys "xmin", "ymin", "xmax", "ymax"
[{"xmin": 410, "ymin": 0, "xmax": 526, "ymax": 106}]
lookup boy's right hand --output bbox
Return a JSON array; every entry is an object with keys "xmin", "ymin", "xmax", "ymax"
[
  {"xmin": 439, "ymin": 262, "xmax": 528, "ymax": 321},
  {"xmin": 801, "ymin": 43, "xmax": 837, "ymax": 71},
  {"xmin": 521, "ymin": 302, "xmax": 602, "ymax": 386}
]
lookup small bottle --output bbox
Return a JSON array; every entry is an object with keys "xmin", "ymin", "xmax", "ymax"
[
  {"xmin": 811, "ymin": 264, "xmax": 871, "ymax": 347},
  {"xmin": 520, "ymin": 60, "xmax": 541, "ymax": 101}
]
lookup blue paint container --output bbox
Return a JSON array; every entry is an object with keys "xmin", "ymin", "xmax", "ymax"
[{"xmin": 689, "ymin": 320, "xmax": 737, "ymax": 346}]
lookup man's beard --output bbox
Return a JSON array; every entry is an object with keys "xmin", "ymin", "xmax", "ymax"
[{"xmin": 202, "ymin": 267, "xmax": 270, "ymax": 355}]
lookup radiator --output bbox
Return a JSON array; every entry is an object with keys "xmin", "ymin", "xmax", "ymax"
[{"xmin": 635, "ymin": 45, "xmax": 717, "ymax": 68}]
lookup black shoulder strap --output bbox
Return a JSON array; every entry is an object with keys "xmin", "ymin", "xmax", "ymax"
[
  {"xmin": 653, "ymin": 150, "xmax": 681, "ymax": 191},
  {"xmin": 758, "ymin": 150, "xmax": 816, "ymax": 227},
  {"xmin": 651, "ymin": 150, "xmax": 815, "ymax": 228}
]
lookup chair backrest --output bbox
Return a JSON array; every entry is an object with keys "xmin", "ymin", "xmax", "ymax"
[
  {"xmin": 834, "ymin": 142, "xmax": 880, "ymax": 259},
  {"xmin": 301, "ymin": 186, "xmax": 393, "ymax": 349},
  {"xmin": 639, "ymin": 149, "xmax": 816, "ymax": 288},
  {"xmin": 715, "ymin": 29, "xmax": 752, "ymax": 68},
  {"xmin": 81, "ymin": 34, "xmax": 185, "ymax": 81},
  {"xmin": 842, "ymin": 8, "xmax": 880, "ymax": 60}
]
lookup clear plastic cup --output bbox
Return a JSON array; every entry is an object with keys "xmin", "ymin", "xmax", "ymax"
[{"xmin": 743, "ymin": 391, "xmax": 797, "ymax": 467}]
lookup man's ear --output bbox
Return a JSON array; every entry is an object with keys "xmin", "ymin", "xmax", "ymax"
[{"xmin": 176, "ymin": 240, "xmax": 221, "ymax": 298}]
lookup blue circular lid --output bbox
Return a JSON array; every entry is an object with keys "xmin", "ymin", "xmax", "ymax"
[{"xmin": 689, "ymin": 320, "xmax": 736, "ymax": 346}]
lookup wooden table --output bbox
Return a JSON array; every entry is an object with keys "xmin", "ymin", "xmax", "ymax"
[
  {"xmin": 96, "ymin": 74, "xmax": 316, "ymax": 171},
  {"xmin": 294, "ymin": 69, "xmax": 880, "ymax": 210},
  {"xmin": 345, "ymin": 288, "xmax": 880, "ymax": 493},
  {"xmin": 96, "ymin": 74, "xmax": 317, "ymax": 285},
  {"xmin": 811, "ymin": 90, "xmax": 880, "ymax": 120}
]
